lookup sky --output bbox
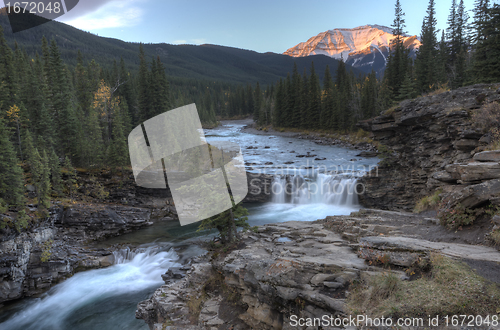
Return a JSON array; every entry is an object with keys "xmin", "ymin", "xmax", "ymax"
[{"xmin": 1, "ymin": 0, "xmax": 495, "ymax": 53}]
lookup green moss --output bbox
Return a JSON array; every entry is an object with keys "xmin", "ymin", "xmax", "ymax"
[{"xmin": 41, "ymin": 239, "xmax": 53, "ymax": 262}]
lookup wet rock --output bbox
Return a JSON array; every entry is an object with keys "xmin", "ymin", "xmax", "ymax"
[
  {"xmin": 161, "ymin": 267, "xmax": 186, "ymax": 284},
  {"xmin": 356, "ymin": 151, "xmax": 379, "ymax": 157},
  {"xmin": 244, "ymin": 173, "xmax": 273, "ymax": 203}
]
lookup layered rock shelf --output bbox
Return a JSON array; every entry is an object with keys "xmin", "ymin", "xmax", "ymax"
[
  {"xmin": 357, "ymin": 84, "xmax": 500, "ymax": 211},
  {"xmin": 136, "ymin": 210, "xmax": 500, "ymax": 329},
  {"xmin": 0, "ymin": 204, "xmax": 152, "ymax": 304}
]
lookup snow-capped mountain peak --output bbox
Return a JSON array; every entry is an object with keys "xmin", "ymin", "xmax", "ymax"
[{"xmin": 284, "ymin": 25, "xmax": 421, "ymax": 75}]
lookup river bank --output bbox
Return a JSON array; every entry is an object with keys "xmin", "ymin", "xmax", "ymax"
[
  {"xmin": 1, "ymin": 119, "xmax": 378, "ymax": 328},
  {"xmin": 136, "ymin": 209, "xmax": 500, "ymax": 330},
  {"xmin": 137, "ymin": 85, "xmax": 500, "ymax": 329},
  {"xmin": 240, "ymin": 121, "xmax": 379, "ymax": 155}
]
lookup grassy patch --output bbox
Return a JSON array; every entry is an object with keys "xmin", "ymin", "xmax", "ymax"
[
  {"xmin": 425, "ymin": 83, "xmax": 451, "ymax": 97},
  {"xmin": 383, "ymin": 104, "xmax": 400, "ymax": 115},
  {"xmin": 347, "ymin": 254, "xmax": 500, "ymax": 318},
  {"xmin": 186, "ymin": 291, "xmax": 207, "ymax": 323},
  {"xmin": 414, "ymin": 190, "xmax": 442, "ymax": 213}
]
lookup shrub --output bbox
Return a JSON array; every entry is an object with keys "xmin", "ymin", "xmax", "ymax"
[
  {"xmin": 355, "ymin": 128, "xmax": 370, "ymax": 138},
  {"xmin": 438, "ymin": 203, "xmax": 480, "ymax": 229},
  {"xmin": 0, "ymin": 198, "xmax": 7, "ymax": 214},
  {"xmin": 383, "ymin": 105, "xmax": 399, "ymax": 115},
  {"xmin": 41, "ymin": 239, "xmax": 53, "ymax": 262},
  {"xmin": 426, "ymin": 83, "xmax": 450, "ymax": 96},
  {"xmin": 491, "ymin": 229, "xmax": 500, "ymax": 246}
]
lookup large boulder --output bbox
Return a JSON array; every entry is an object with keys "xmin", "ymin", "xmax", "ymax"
[{"xmin": 441, "ymin": 179, "xmax": 500, "ymax": 209}]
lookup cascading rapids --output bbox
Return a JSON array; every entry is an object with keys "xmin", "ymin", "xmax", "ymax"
[
  {"xmin": 0, "ymin": 247, "xmax": 179, "ymax": 330},
  {"xmin": 271, "ymin": 174, "xmax": 359, "ymax": 206}
]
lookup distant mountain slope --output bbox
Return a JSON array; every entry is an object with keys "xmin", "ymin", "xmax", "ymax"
[
  {"xmin": 284, "ymin": 25, "xmax": 421, "ymax": 76},
  {"xmin": 0, "ymin": 10, "xmax": 364, "ymax": 85}
]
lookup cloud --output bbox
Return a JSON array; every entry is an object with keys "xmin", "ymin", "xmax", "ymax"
[
  {"xmin": 59, "ymin": 0, "xmax": 145, "ymax": 30},
  {"xmin": 173, "ymin": 40, "xmax": 188, "ymax": 44},
  {"xmin": 192, "ymin": 38, "xmax": 207, "ymax": 44},
  {"xmin": 57, "ymin": 0, "xmax": 117, "ymax": 21}
]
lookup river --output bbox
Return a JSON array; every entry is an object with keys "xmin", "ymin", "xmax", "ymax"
[{"xmin": 0, "ymin": 121, "xmax": 379, "ymax": 330}]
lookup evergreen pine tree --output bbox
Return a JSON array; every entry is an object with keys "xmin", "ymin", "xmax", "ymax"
[
  {"xmin": 49, "ymin": 148, "xmax": 62, "ymax": 195},
  {"xmin": 335, "ymin": 60, "xmax": 352, "ymax": 131},
  {"xmin": 253, "ymin": 82, "xmax": 262, "ymax": 124},
  {"xmin": 447, "ymin": 0, "xmax": 469, "ymax": 88},
  {"xmin": 0, "ymin": 117, "xmax": 25, "ymax": 208},
  {"xmin": 415, "ymin": 0, "xmax": 438, "ymax": 93},
  {"xmin": 436, "ymin": 30, "xmax": 449, "ymax": 85},
  {"xmin": 360, "ymin": 71, "xmax": 378, "ymax": 119},
  {"xmin": 385, "ymin": 0, "xmax": 410, "ymax": 98},
  {"xmin": 0, "ymin": 26, "xmax": 17, "ymax": 113},
  {"xmin": 63, "ymin": 156, "xmax": 76, "ymax": 201},
  {"xmin": 290, "ymin": 63, "xmax": 302, "ymax": 128},
  {"xmin": 322, "ymin": 65, "xmax": 335, "ymax": 129},
  {"xmin": 301, "ymin": 69, "xmax": 309, "ymax": 127},
  {"xmin": 39, "ymin": 149, "xmax": 51, "ymax": 208},
  {"xmin": 308, "ymin": 62, "xmax": 321, "ymax": 129},
  {"xmin": 472, "ymin": 3, "xmax": 500, "ymax": 82},
  {"xmin": 273, "ymin": 79, "xmax": 285, "ymax": 127},
  {"xmin": 137, "ymin": 44, "xmax": 151, "ymax": 121}
]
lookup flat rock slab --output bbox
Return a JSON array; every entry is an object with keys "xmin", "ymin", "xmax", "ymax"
[
  {"xmin": 360, "ymin": 236, "xmax": 500, "ymax": 262},
  {"xmin": 473, "ymin": 150, "xmax": 500, "ymax": 162},
  {"xmin": 442, "ymin": 178, "xmax": 500, "ymax": 209}
]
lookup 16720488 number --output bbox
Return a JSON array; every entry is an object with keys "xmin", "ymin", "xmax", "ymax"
[{"xmin": 5, "ymin": 2, "xmax": 62, "ymax": 14}]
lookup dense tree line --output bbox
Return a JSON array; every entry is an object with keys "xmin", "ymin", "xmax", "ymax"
[
  {"xmin": 253, "ymin": 0, "xmax": 500, "ymax": 133},
  {"xmin": 247, "ymin": 61, "xmax": 380, "ymax": 132},
  {"xmin": 0, "ymin": 28, "xmax": 247, "ymax": 225},
  {"xmin": 386, "ymin": 0, "xmax": 500, "ymax": 100},
  {"xmin": 1, "ymin": 0, "xmax": 499, "ymax": 229}
]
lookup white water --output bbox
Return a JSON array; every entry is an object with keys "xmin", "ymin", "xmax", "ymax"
[
  {"xmin": 0, "ymin": 248, "xmax": 180, "ymax": 330},
  {"xmin": 247, "ymin": 174, "xmax": 361, "ymax": 226},
  {"xmin": 0, "ymin": 121, "xmax": 378, "ymax": 329},
  {"xmin": 271, "ymin": 174, "xmax": 359, "ymax": 206}
]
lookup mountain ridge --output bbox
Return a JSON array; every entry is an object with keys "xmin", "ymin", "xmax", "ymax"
[
  {"xmin": 0, "ymin": 10, "xmax": 364, "ymax": 85},
  {"xmin": 284, "ymin": 24, "xmax": 421, "ymax": 75}
]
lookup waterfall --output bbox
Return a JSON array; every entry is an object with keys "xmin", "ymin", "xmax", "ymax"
[
  {"xmin": 0, "ymin": 247, "xmax": 180, "ymax": 330},
  {"xmin": 271, "ymin": 174, "xmax": 359, "ymax": 206}
]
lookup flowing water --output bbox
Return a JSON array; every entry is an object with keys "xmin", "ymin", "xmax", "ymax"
[
  {"xmin": 0, "ymin": 247, "xmax": 180, "ymax": 330},
  {"xmin": 0, "ymin": 121, "xmax": 378, "ymax": 329}
]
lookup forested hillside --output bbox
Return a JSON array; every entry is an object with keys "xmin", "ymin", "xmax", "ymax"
[
  {"xmin": 0, "ymin": 9, "xmax": 362, "ymax": 85},
  {"xmin": 1, "ymin": 0, "xmax": 499, "ymax": 232},
  {"xmin": 257, "ymin": 0, "xmax": 500, "ymax": 133}
]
